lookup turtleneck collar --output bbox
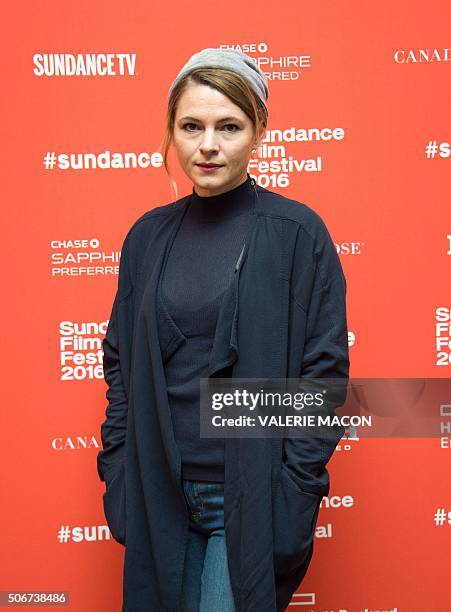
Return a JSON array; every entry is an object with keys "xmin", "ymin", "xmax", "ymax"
[{"xmin": 186, "ymin": 173, "xmax": 256, "ymax": 223}]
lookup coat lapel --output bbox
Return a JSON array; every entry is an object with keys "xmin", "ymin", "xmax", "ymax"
[
  {"xmin": 207, "ymin": 240, "xmax": 244, "ymax": 377},
  {"xmin": 156, "ymin": 201, "xmax": 259, "ymax": 379},
  {"xmin": 154, "ymin": 204, "xmax": 188, "ymax": 364},
  {"xmin": 207, "ymin": 210, "xmax": 257, "ymax": 377}
]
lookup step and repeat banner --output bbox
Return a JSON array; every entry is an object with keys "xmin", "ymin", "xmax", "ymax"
[{"xmin": 3, "ymin": 0, "xmax": 450, "ymax": 610}]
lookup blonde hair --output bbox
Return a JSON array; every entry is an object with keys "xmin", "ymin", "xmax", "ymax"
[{"xmin": 158, "ymin": 67, "xmax": 268, "ymax": 200}]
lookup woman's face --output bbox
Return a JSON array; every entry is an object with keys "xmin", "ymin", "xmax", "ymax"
[{"xmin": 173, "ymin": 82, "xmax": 258, "ymax": 197}]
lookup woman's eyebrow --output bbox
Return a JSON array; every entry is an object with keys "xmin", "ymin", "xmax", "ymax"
[{"xmin": 178, "ymin": 115, "xmax": 242, "ymax": 123}]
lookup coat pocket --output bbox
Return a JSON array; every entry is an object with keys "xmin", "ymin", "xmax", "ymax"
[
  {"xmin": 102, "ymin": 462, "xmax": 126, "ymax": 545},
  {"xmin": 273, "ymin": 464, "xmax": 321, "ymax": 576}
]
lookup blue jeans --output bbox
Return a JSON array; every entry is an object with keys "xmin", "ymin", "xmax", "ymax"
[{"xmin": 180, "ymin": 480, "xmax": 236, "ymax": 612}]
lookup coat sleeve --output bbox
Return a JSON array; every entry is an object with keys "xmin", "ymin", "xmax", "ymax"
[
  {"xmin": 283, "ymin": 215, "xmax": 350, "ymax": 497},
  {"xmin": 97, "ymin": 231, "xmax": 134, "ymax": 484}
]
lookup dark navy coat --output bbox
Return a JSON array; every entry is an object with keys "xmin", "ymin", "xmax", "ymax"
[{"xmin": 97, "ymin": 180, "xmax": 350, "ymax": 611}]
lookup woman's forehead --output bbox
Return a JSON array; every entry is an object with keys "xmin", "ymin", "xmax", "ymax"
[{"xmin": 175, "ymin": 85, "xmax": 246, "ymax": 120}]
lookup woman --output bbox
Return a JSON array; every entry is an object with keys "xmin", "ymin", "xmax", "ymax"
[{"xmin": 97, "ymin": 48, "xmax": 349, "ymax": 612}]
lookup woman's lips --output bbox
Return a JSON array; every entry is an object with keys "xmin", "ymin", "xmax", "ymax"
[{"xmin": 197, "ymin": 164, "xmax": 223, "ymax": 173}]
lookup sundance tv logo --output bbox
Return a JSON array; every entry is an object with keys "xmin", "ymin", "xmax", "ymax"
[{"xmin": 33, "ymin": 53, "xmax": 137, "ymax": 76}]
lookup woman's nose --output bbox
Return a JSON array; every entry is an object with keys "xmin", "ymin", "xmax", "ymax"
[{"xmin": 199, "ymin": 129, "xmax": 219, "ymax": 152}]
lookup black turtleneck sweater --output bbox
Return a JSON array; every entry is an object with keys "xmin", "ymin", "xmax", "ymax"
[{"xmin": 159, "ymin": 174, "xmax": 255, "ymax": 482}]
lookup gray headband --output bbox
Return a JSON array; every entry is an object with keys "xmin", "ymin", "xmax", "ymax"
[{"xmin": 167, "ymin": 47, "xmax": 269, "ymax": 109}]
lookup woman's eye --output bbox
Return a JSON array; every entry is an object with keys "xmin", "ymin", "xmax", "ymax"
[
  {"xmin": 222, "ymin": 124, "xmax": 239, "ymax": 132},
  {"xmin": 182, "ymin": 123, "xmax": 240, "ymax": 133}
]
